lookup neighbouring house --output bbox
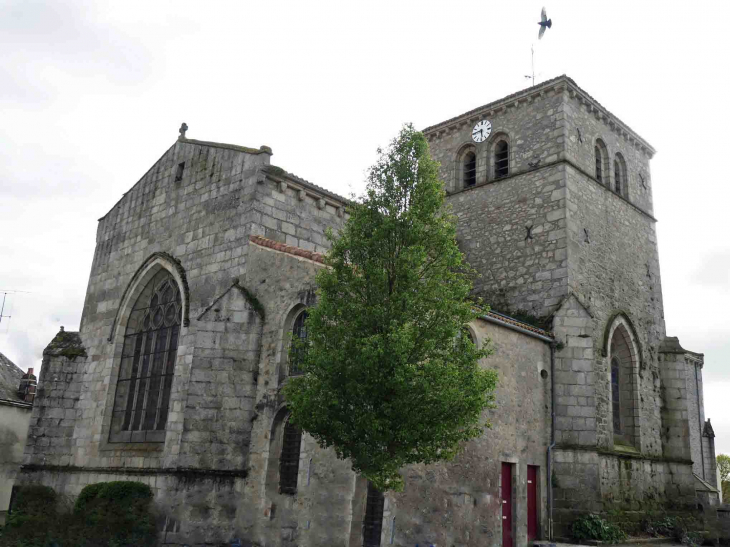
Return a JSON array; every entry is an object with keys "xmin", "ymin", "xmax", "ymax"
[{"xmin": 0, "ymin": 352, "xmax": 34, "ymax": 525}]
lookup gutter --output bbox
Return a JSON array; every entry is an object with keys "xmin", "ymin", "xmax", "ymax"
[{"xmin": 478, "ymin": 313, "xmax": 556, "ymax": 539}]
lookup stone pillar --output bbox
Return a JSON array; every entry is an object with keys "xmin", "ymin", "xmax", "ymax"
[
  {"xmin": 658, "ymin": 337, "xmax": 692, "ymax": 462},
  {"xmin": 22, "ymin": 328, "xmax": 86, "ymax": 468}
]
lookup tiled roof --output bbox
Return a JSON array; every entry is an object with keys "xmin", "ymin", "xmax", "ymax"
[
  {"xmin": 0, "ymin": 351, "xmax": 25, "ymax": 403},
  {"xmin": 249, "ymin": 235, "xmax": 326, "ymax": 264},
  {"xmin": 483, "ymin": 311, "xmax": 553, "ymax": 339}
]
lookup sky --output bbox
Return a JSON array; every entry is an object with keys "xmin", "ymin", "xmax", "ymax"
[{"xmin": 0, "ymin": 0, "xmax": 728, "ymax": 455}]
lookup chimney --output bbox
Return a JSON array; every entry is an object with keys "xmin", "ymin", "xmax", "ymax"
[{"xmin": 18, "ymin": 368, "xmax": 37, "ymax": 405}]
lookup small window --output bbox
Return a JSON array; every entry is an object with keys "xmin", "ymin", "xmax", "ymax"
[
  {"xmin": 595, "ymin": 139, "xmax": 608, "ymax": 184},
  {"xmin": 464, "ymin": 151, "xmax": 476, "ymax": 187},
  {"xmin": 174, "ymin": 162, "xmax": 185, "ymax": 182},
  {"xmin": 614, "ymin": 153, "xmax": 627, "ymax": 198},
  {"xmin": 494, "ymin": 140, "xmax": 509, "ymax": 178},
  {"xmin": 289, "ymin": 310, "xmax": 309, "ymax": 375},
  {"xmin": 611, "ymin": 357, "xmax": 621, "ymax": 434},
  {"xmin": 363, "ymin": 482, "xmax": 385, "ymax": 547},
  {"xmin": 279, "ymin": 418, "xmax": 302, "ymax": 494}
]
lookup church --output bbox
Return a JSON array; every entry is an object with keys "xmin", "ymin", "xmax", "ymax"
[{"xmin": 16, "ymin": 75, "xmax": 722, "ymax": 546}]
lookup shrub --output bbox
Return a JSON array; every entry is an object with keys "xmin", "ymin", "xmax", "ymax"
[
  {"xmin": 572, "ymin": 513, "xmax": 627, "ymax": 544},
  {"xmin": 0, "ymin": 482, "xmax": 157, "ymax": 547}
]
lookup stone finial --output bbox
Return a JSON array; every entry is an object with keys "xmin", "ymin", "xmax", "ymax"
[
  {"xmin": 259, "ymin": 145, "xmax": 273, "ymax": 155},
  {"xmin": 703, "ymin": 419, "xmax": 715, "ymax": 438},
  {"xmin": 60, "ymin": 326, "xmax": 64, "ymax": 332},
  {"xmin": 179, "ymin": 123, "xmax": 188, "ymax": 140}
]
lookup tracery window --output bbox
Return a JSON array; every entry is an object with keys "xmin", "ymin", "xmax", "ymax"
[
  {"xmin": 110, "ymin": 269, "xmax": 181, "ymax": 443},
  {"xmin": 363, "ymin": 482, "xmax": 385, "ymax": 547},
  {"xmin": 289, "ymin": 310, "xmax": 309, "ymax": 375},
  {"xmin": 279, "ymin": 418, "xmax": 302, "ymax": 494},
  {"xmin": 494, "ymin": 140, "xmax": 509, "ymax": 178},
  {"xmin": 463, "ymin": 151, "xmax": 477, "ymax": 187}
]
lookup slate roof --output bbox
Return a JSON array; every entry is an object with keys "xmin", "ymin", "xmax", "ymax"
[{"xmin": 0, "ymin": 351, "xmax": 25, "ymax": 403}]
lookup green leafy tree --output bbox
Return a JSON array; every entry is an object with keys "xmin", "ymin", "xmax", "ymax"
[
  {"xmin": 284, "ymin": 124, "xmax": 498, "ymax": 492},
  {"xmin": 718, "ymin": 454, "xmax": 730, "ymax": 483}
]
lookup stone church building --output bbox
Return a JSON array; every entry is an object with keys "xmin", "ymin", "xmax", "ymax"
[{"xmin": 17, "ymin": 75, "xmax": 721, "ymax": 546}]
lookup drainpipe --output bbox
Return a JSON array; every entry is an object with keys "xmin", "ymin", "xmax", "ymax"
[
  {"xmin": 546, "ymin": 342, "xmax": 556, "ymax": 540},
  {"xmin": 694, "ymin": 361, "xmax": 705, "ymax": 480}
]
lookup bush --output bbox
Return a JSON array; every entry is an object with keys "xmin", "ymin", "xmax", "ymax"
[
  {"xmin": 0, "ymin": 482, "xmax": 157, "ymax": 547},
  {"xmin": 572, "ymin": 513, "xmax": 627, "ymax": 544}
]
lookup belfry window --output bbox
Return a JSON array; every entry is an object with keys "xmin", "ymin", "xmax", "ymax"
[
  {"xmin": 363, "ymin": 482, "xmax": 385, "ymax": 547},
  {"xmin": 494, "ymin": 140, "xmax": 509, "ymax": 178},
  {"xmin": 595, "ymin": 146, "xmax": 603, "ymax": 182},
  {"xmin": 464, "ymin": 151, "xmax": 477, "ymax": 187},
  {"xmin": 289, "ymin": 310, "xmax": 309, "ymax": 375},
  {"xmin": 279, "ymin": 418, "xmax": 302, "ymax": 494},
  {"xmin": 110, "ymin": 269, "xmax": 181, "ymax": 443}
]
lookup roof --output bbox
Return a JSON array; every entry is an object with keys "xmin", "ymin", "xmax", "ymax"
[
  {"xmin": 249, "ymin": 235, "xmax": 326, "ymax": 264},
  {"xmin": 483, "ymin": 311, "xmax": 553, "ymax": 339},
  {"xmin": 422, "ymin": 75, "xmax": 655, "ymax": 156},
  {"xmin": 0, "ymin": 351, "xmax": 26, "ymax": 403}
]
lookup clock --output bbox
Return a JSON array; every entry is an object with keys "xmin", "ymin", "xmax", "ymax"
[{"xmin": 472, "ymin": 120, "xmax": 492, "ymax": 143}]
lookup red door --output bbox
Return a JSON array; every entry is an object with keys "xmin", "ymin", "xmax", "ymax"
[
  {"xmin": 527, "ymin": 466, "xmax": 538, "ymax": 541},
  {"xmin": 501, "ymin": 463, "xmax": 513, "ymax": 547}
]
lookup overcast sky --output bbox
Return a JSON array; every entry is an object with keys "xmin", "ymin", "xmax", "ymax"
[{"xmin": 1, "ymin": 0, "xmax": 728, "ymax": 454}]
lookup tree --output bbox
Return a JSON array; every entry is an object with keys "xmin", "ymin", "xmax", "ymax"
[
  {"xmin": 284, "ymin": 125, "xmax": 498, "ymax": 492},
  {"xmin": 718, "ymin": 454, "xmax": 730, "ymax": 483}
]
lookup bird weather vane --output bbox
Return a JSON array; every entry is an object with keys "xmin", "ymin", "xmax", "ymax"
[{"xmin": 526, "ymin": 7, "xmax": 553, "ymax": 87}]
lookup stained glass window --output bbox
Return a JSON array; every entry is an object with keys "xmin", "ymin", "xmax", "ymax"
[
  {"xmin": 611, "ymin": 357, "xmax": 621, "ymax": 434},
  {"xmin": 110, "ymin": 270, "xmax": 181, "ymax": 443},
  {"xmin": 289, "ymin": 310, "xmax": 309, "ymax": 376},
  {"xmin": 363, "ymin": 482, "xmax": 385, "ymax": 547},
  {"xmin": 279, "ymin": 419, "xmax": 302, "ymax": 494}
]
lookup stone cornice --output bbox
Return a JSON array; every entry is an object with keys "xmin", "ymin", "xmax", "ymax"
[
  {"xmin": 423, "ymin": 75, "xmax": 656, "ymax": 159},
  {"xmin": 259, "ymin": 166, "xmax": 350, "ymax": 213}
]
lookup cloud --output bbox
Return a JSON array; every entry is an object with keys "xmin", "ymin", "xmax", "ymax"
[{"xmin": 691, "ymin": 250, "xmax": 730, "ymax": 289}]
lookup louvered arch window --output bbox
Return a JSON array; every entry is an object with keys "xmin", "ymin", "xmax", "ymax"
[
  {"xmin": 463, "ymin": 151, "xmax": 477, "ymax": 187},
  {"xmin": 494, "ymin": 140, "xmax": 509, "ymax": 178},
  {"xmin": 110, "ymin": 269, "xmax": 181, "ymax": 443},
  {"xmin": 279, "ymin": 418, "xmax": 302, "ymax": 494}
]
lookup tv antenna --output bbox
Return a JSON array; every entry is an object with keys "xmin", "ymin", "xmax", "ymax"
[
  {"xmin": 0, "ymin": 290, "xmax": 32, "ymax": 330},
  {"xmin": 525, "ymin": 44, "xmax": 536, "ymax": 86}
]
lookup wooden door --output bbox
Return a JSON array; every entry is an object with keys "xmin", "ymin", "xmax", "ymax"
[
  {"xmin": 527, "ymin": 465, "xmax": 538, "ymax": 541},
  {"xmin": 501, "ymin": 462, "xmax": 513, "ymax": 547}
]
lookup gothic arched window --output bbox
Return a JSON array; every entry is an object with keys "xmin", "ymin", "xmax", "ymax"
[
  {"xmin": 494, "ymin": 140, "xmax": 509, "ymax": 178},
  {"xmin": 279, "ymin": 418, "xmax": 302, "ymax": 494},
  {"xmin": 110, "ymin": 269, "xmax": 181, "ymax": 443},
  {"xmin": 289, "ymin": 310, "xmax": 309, "ymax": 375},
  {"xmin": 363, "ymin": 482, "xmax": 385, "ymax": 547},
  {"xmin": 463, "ymin": 151, "xmax": 477, "ymax": 188},
  {"xmin": 607, "ymin": 317, "xmax": 640, "ymax": 448}
]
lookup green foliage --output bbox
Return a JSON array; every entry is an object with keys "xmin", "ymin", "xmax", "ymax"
[
  {"xmin": 722, "ymin": 480, "xmax": 730, "ymax": 501},
  {"xmin": 284, "ymin": 125, "xmax": 498, "ymax": 492},
  {"xmin": 642, "ymin": 514, "xmax": 705, "ymax": 546},
  {"xmin": 571, "ymin": 513, "xmax": 627, "ymax": 544},
  {"xmin": 0, "ymin": 482, "xmax": 156, "ymax": 547},
  {"xmin": 718, "ymin": 454, "xmax": 730, "ymax": 483}
]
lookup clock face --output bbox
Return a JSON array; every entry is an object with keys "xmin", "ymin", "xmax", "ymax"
[{"xmin": 472, "ymin": 120, "xmax": 492, "ymax": 143}]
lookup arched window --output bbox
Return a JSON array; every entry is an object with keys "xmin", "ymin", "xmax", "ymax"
[
  {"xmin": 494, "ymin": 140, "xmax": 509, "ymax": 178},
  {"xmin": 614, "ymin": 153, "xmax": 627, "ymax": 198},
  {"xmin": 363, "ymin": 482, "xmax": 385, "ymax": 547},
  {"xmin": 110, "ymin": 269, "xmax": 181, "ymax": 443},
  {"xmin": 279, "ymin": 418, "xmax": 302, "ymax": 494},
  {"xmin": 607, "ymin": 317, "xmax": 640, "ymax": 447},
  {"xmin": 464, "ymin": 151, "xmax": 477, "ymax": 187},
  {"xmin": 595, "ymin": 139, "xmax": 608, "ymax": 184},
  {"xmin": 289, "ymin": 309, "xmax": 309, "ymax": 375}
]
